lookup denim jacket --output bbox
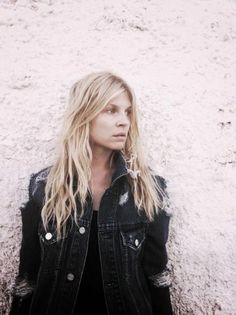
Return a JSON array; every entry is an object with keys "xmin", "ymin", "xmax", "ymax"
[{"xmin": 10, "ymin": 151, "xmax": 173, "ymax": 315}]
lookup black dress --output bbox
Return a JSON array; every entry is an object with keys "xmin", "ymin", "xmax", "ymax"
[{"xmin": 74, "ymin": 210, "xmax": 108, "ymax": 314}]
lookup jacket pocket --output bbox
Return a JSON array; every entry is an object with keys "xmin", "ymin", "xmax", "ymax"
[
  {"xmin": 119, "ymin": 223, "xmax": 147, "ymax": 276},
  {"xmin": 120, "ymin": 224, "xmax": 146, "ymax": 251},
  {"xmin": 38, "ymin": 222, "xmax": 70, "ymax": 271},
  {"xmin": 119, "ymin": 224, "xmax": 153, "ymax": 313}
]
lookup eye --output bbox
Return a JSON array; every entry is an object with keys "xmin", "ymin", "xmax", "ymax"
[
  {"xmin": 125, "ymin": 109, "xmax": 132, "ymax": 116},
  {"xmin": 106, "ymin": 107, "xmax": 116, "ymax": 114}
]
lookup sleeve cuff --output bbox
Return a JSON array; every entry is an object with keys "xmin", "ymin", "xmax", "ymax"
[
  {"xmin": 148, "ymin": 267, "xmax": 172, "ymax": 288},
  {"xmin": 11, "ymin": 275, "xmax": 36, "ymax": 298}
]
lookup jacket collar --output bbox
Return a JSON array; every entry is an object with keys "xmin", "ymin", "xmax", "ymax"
[{"xmin": 110, "ymin": 150, "xmax": 129, "ymax": 186}]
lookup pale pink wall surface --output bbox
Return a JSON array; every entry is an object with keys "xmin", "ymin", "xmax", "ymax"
[{"xmin": 0, "ymin": 0, "xmax": 235, "ymax": 314}]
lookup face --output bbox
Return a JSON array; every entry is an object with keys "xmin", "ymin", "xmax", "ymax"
[{"xmin": 89, "ymin": 91, "xmax": 132, "ymax": 152}]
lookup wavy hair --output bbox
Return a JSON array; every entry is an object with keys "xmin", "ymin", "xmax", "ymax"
[{"xmin": 41, "ymin": 71, "xmax": 166, "ymax": 240}]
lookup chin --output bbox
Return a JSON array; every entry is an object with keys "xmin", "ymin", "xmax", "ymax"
[
  {"xmin": 115, "ymin": 143, "xmax": 125, "ymax": 149},
  {"xmin": 104, "ymin": 140, "xmax": 126, "ymax": 151},
  {"xmin": 106, "ymin": 144, "xmax": 124, "ymax": 151}
]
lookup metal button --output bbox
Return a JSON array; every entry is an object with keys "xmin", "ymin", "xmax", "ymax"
[
  {"xmin": 134, "ymin": 239, "xmax": 139, "ymax": 247},
  {"xmin": 67, "ymin": 273, "xmax": 74, "ymax": 281},
  {"xmin": 79, "ymin": 226, "xmax": 85, "ymax": 234},
  {"xmin": 45, "ymin": 232, "xmax": 52, "ymax": 240}
]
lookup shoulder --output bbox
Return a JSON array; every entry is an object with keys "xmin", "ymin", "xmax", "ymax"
[
  {"xmin": 29, "ymin": 166, "xmax": 52, "ymax": 205},
  {"xmin": 148, "ymin": 166, "xmax": 167, "ymax": 190},
  {"xmin": 151, "ymin": 173, "xmax": 172, "ymax": 217},
  {"xmin": 153, "ymin": 174, "xmax": 167, "ymax": 190}
]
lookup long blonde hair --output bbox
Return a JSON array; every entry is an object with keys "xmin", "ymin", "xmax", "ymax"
[{"xmin": 41, "ymin": 71, "xmax": 166, "ymax": 240}]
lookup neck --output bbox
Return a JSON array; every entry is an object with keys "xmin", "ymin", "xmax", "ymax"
[
  {"xmin": 89, "ymin": 147, "xmax": 116, "ymax": 194},
  {"xmin": 91, "ymin": 147, "xmax": 115, "ymax": 171}
]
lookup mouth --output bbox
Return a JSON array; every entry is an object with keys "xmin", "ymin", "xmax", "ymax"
[
  {"xmin": 113, "ymin": 134, "xmax": 126, "ymax": 141},
  {"xmin": 113, "ymin": 133, "xmax": 126, "ymax": 137}
]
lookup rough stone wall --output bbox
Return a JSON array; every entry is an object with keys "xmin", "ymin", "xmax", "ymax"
[{"xmin": 0, "ymin": 0, "xmax": 235, "ymax": 314}]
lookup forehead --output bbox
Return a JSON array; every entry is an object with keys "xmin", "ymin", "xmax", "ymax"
[{"xmin": 109, "ymin": 91, "xmax": 132, "ymax": 108}]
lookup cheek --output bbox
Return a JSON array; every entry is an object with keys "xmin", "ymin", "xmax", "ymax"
[
  {"xmin": 90, "ymin": 118, "xmax": 111, "ymax": 141},
  {"xmin": 96, "ymin": 116, "xmax": 113, "ymax": 130}
]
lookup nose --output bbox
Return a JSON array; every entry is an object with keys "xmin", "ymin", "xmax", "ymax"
[{"xmin": 116, "ymin": 112, "xmax": 130, "ymax": 126}]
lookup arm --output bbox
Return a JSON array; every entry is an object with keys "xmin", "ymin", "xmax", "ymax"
[
  {"xmin": 10, "ymin": 174, "xmax": 41, "ymax": 315},
  {"xmin": 142, "ymin": 176, "xmax": 173, "ymax": 315}
]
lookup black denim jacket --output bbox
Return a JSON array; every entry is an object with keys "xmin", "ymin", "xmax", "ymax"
[{"xmin": 10, "ymin": 151, "xmax": 173, "ymax": 315}]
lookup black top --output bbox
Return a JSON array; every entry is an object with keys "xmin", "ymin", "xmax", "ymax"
[{"xmin": 74, "ymin": 210, "xmax": 108, "ymax": 314}]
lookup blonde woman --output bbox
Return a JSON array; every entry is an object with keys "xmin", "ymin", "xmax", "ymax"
[{"xmin": 10, "ymin": 71, "xmax": 173, "ymax": 315}]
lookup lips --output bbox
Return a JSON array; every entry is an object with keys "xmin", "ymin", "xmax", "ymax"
[
  {"xmin": 113, "ymin": 133, "xmax": 127, "ymax": 142},
  {"xmin": 113, "ymin": 135, "xmax": 126, "ymax": 142},
  {"xmin": 113, "ymin": 133, "xmax": 126, "ymax": 137}
]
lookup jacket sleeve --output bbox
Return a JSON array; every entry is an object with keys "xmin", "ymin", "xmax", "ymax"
[
  {"xmin": 9, "ymin": 173, "xmax": 41, "ymax": 315},
  {"xmin": 142, "ymin": 175, "xmax": 173, "ymax": 315}
]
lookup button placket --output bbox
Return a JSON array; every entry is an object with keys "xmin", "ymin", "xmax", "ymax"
[
  {"xmin": 79, "ymin": 226, "xmax": 85, "ymax": 234},
  {"xmin": 67, "ymin": 273, "xmax": 75, "ymax": 281},
  {"xmin": 45, "ymin": 232, "xmax": 52, "ymax": 240}
]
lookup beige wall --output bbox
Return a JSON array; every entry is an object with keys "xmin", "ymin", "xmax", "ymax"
[{"xmin": 0, "ymin": 0, "xmax": 235, "ymax": 314}]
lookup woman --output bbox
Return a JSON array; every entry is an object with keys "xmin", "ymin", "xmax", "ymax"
[{"xmin": 10, "ymin": 71, "xmax": 173, "ymax": 315}]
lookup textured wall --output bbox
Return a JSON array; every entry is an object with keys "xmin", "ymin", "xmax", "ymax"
[{"xmin": 0, "ymin": 0, "xmax": 235, "ymax": 314}]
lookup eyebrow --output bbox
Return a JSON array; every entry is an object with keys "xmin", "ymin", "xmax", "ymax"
[{"xmin": 109, "ymin": 103, "xmax": 132, "ymax": 109}]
